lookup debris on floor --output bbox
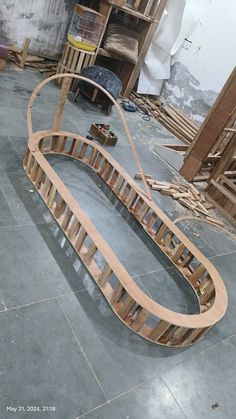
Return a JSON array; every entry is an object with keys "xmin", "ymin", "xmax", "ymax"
[
  {"xmin": 131, "ymin": 91, "xmax": 199, "ymax": 144},
  {"xmin": 135, "ymin": 173, "xmax": 225, "ymax": 227},
  {"xmin": 8, "ymin": 38, "xmax": 57, "ymax": 76}
]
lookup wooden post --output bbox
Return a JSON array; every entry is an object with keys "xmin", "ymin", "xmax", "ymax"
[
  {"xmin": 52, "ymin": 77, "xmax": 71, "ymax": 131},
  {"xmin": 122, "ymin": 0, "xmax": 167, "ymax": 97},
  {"xmin": 20, "ymin": 38, "xmax": 31, "ymax": 68},
  {"xmin": 209, "ymin": 134, "xmax": 236, "ymax": 182},
  {"xmin": 180, "ymin": 67, "xmax": 236, "ymax": 181}
]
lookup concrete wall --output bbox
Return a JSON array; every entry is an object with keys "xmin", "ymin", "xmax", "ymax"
[
  {"xmin": 0, "ymin": 0, "xmax": 81, "ymax": 58},
  {"xmin": 160, "ymin": 0, "xmax": 236, "ymax": 122}
]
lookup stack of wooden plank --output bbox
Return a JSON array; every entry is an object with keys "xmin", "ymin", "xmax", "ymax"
[
  {"xmin": 134, "ymin": 173, "xmax": 224, "ymax": 226},
  {"xmin": 8, "ymin": 43, "xmax": 57, "ymax": 76},
  {"xmin": 131, "ymin": 92, "xmax": 199, "ymax": 145}
]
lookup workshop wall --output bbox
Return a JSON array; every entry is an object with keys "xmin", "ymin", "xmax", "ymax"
[
  {"xmin": 160, "ymin": 0, "xmax": 236, "ymax": 123},
  {"xmin": 0, "ymin": 0, "xmax": 88, "ymax": 57}
]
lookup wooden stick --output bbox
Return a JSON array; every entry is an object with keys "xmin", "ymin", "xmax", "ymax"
[{"xmin": 20, "ymin": 38, "xmax": 31, "ymax": 68}]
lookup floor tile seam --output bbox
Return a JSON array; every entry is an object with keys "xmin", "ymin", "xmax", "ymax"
[
  {"xmin": 177, "ymin": 217, "xmax": 236, "ymax": 249},
  {"xmin": 134, "ymin": 276, "xmax": 153, "ymax": 298},
  {"xmin": 172, "ymin": 220, "xmax": 218, "ymax": 256},
  {"xmin": 190, "ymin": 228, "xmax": 235, "ymax": 257},
  {"xmin": 209, "ymin": 249, "xmax": 236, "ymax": 259},
  {"xmin": 0, "ymin": 220, "xmax": 55, "ymax": 232},
  {"xmin": 0, "ymin": 184, "xmax": 17, "ymax": 226},
  {"xmin": 76, "ymin": 350, "xmax": 201, "ymax": 419},
  {"xmin": 15, "ymin": 109, "xmax": 25, "ymax": 123},
  {"xmin": 187, "ymin": 230, "xmax": 218, "ymax": 257},
  {"xmin": 0, "ymin": 289, "xmax": 87, "ymax": 313},
  {"xmin": 0, "ymin": 106, "xmax": 27, "ymax": 114},
  {"xmin": 0, "ymin": 169, "xmax": 27, "ymax": 177},
  {"xmin": 76, "ymin": 382, "xmax": 146, "ymax": 418},
  {"xmin": 60, "ymin": 114, "xmax": 83, "ymax": 132},
  {"xmin": 150, "ymin": 150, "xmax": 179, "ymax": 176},
  {"xmin": 0, "ymin": 295, "xmax": 7, "ymax": 311},
  {"xmin": 57, "ymin": 297, "xmax": 109, "ymax": 403},
  {"xmin": 132, "ymin": 265, "xmax": 174, "ymax": 279},
  {"xmin": 92, "ymin": 213, "xmax": 122, "ymax": 221},
  {"xmin": 226, "ymin": 337, "xmax": 236, "ymax": 352},
  {"xmin": 159, "ymin": 334, "xmax": 236, "ymax": 380},
  {"xmin": 107, "ymin": 382, "xmax": 144, "ymax": 403},
  {"xmin": 7, "ymin": 136, "xmax": 25, "ymax": 160},
  {"xmin": 161, "ymin": 376, "xmax": 187, "ymax": 418},
  {"xmin": 75, "ymin": 401, "xmax": 110, "ymax": 419}
]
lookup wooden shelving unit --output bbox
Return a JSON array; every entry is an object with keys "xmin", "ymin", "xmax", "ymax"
[
  {"xmin": 179, "ymin": 67, "xmax": 236, "ymax": 223},
  {"xmin": 95, "ymin": 0, "xmax": 167, "ymax": 97},
  {"xmin": 56, "ymin": 43, "xmax": 95, "ymax": 87}
]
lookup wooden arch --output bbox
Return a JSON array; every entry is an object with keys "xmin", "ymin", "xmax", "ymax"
[{"xmin": 23, "ymin": 73, "xmax": 228, "ymax": 347}]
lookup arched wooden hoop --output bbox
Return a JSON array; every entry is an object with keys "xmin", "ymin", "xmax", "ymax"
[
  {"xmin": 27, "ymin": 73, "xmax": 152, "ymax": 201},
  {"xmin": 23, "ymin": 74, "xmax": 228, "ymax": 347}
]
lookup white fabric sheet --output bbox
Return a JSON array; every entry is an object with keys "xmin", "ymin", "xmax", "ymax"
[{"xmin": 137, "ymin": 0, "xmax": 198, "ymax": 95}]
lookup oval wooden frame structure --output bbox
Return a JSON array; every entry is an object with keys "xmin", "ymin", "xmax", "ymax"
[{"xmin": 23, "ymin": 74, "xmax": 228, "ymax": 347}]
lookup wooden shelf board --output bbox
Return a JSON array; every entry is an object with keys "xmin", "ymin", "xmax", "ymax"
[
  {"xmin": 108, "ymin": 1, "xmax": 154, "ymax": 22},
  {"xmin": 97, "ymin": 47, "xmax": 134, "ymax": 64}
]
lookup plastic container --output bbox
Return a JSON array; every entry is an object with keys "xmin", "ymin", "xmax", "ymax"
[{"xmin": 67, "ymin": 5, "xmax": 105, "ymax": 52}]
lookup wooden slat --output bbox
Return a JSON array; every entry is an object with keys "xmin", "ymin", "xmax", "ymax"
[{"xmin": 148, "ymin": 320, "xmax": 170, "ymax": 341}]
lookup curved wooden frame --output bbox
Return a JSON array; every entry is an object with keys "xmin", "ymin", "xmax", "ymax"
[{"xmin": 23, "ymin": 74, "xmax": 228, "ymax": 347}]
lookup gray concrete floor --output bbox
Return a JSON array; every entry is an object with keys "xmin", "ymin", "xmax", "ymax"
[{"xmin": 0, "ymin": 66, "xmax": 236, "ymax": 419}]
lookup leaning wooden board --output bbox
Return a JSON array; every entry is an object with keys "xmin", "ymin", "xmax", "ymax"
[{"xmin": 23, "ymin": 74, "xmax": 228, "ymax": 347}]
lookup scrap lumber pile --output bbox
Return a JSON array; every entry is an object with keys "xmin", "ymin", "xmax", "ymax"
[
  {"xmin": 8, "ymin": 39, "xmax": 57, "ymax": 76},
  {"xmin": 131, "ymin": 92, "xmax": 199, "ymax": 145},
  {"xmin": 134, "ymin": 173, "xmax": 224, "ymax": 226}
]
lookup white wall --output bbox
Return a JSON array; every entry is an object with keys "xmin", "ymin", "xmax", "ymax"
[
  {"xmin": 161, "ymin": 0, "xmax": 236, "ymax": 121},
  {"xmin": 0, "ymin": 0, "xmax": 74, "ymax": 57},
  {"xmin": 173, "ymin": 0, "xmax": 236, "ymax": 92}
]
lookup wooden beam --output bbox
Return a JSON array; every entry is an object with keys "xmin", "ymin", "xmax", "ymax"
[
  {"xmin": 180, "ymin": 67, "xmax": 236, "ymax": 181},
  {"xmin": 19, "ymin": 38, "xmax": 31, "ymax": 68}
]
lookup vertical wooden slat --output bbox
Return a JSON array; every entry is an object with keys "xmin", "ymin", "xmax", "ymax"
[
  {"xmin": 75, "ymin": 227, "xmax": 87, "ymax": 251},
  {"xmin": 132, "ymin": 307, "xmax": 149, "ymax": 332},
  {"xmin": 189, "ymin": 264, "xmax": 206, "ymax": 286},
  {"xmin": 97, "ymin": 264, "xmax": 113, "ymax": 287},
  {"xmin": 155, "ymin": 223, "xmax": 167, "ymax": 243},
  {"xmin": 20, "ymin": 37, "xmax": 30, "ymax": 68},
  {"xmin": 61, "ymin": 208, "xmax": 72, "ymax": 230},
  {"xmin": 113, "ymin": 176, "xmax": 125, "ymax": 194},
  {"xmin": 41, "ymin": 178, "xmax": 51, "ymax": 198},
  {"xmin": 52, "ymin": 77, "xmax": 71, "ymax": 132},
  {"xmin": 76, "ymin": 52, "xmax": 85, "ymax": 73},
  {"xmin": 54, "ymin": 197, "xmax": 66, "ymax": 218},
  {"xmin": 26, "ymin": 152, "xmax": 33, "ymax": 174},
  {"xmin": 171, "ymin": 243, "xmax": 186, "ymax": 263},
  {"xmin": 110, "ymin": 283, "xmax": 124, "ymax": 305},
  {"xmin": 182, "ymin": 328, "xmax": 203, "ymax": 346},
  {"xmin": 148, "ymin": 320, "xmax": 170, "ymax": 341},
  {"xmin": 71, "ymin": 49, "xmax": 79, "ymax": 72},
  {"xmin": 78, "ymin": 143, "xmax": 88, "ymax": 159},
  {"xmin": 30, "ymin": 160, "xmax": 39, "ymax": 181},
  {"xmin": 83, "ymin": 242, "xmax": 97, "ymax": 264},
  {"xmin": 68, "ymin": 217, "xmax": 80, "ymax": 240},
  {"xmin": 47, "ymin": 185, "xmax": 57, "ymax": 208},
  {"xmin": 35, "ymin": 167, "xmax": 44, "ymax": 188},
  {"xmin": 118, "ymin": 295, "xmax": 135, "ymax": 320}
]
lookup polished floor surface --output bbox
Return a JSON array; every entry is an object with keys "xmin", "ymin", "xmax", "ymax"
[{"xmin": 0, "ymin": 67, "xmax": 236, "ymax": 418}]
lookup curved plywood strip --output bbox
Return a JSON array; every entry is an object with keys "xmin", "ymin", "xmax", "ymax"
[{"xmin": 23, "ymin": 74, "xmax": 228, "ymax": 347}]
